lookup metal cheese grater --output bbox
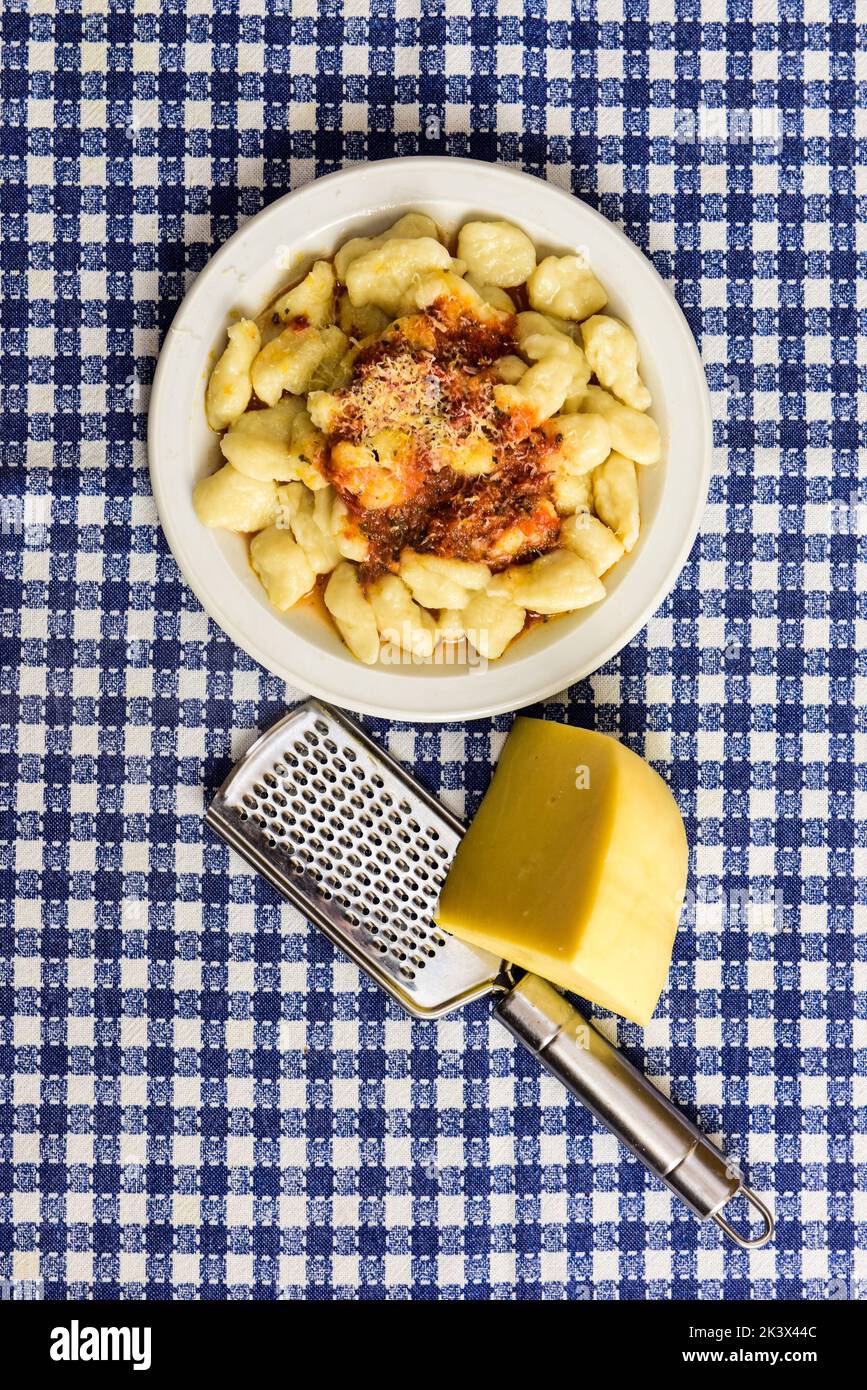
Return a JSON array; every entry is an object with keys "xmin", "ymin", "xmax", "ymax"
[{"xmin": 206, "ymin": 699, "xmax": 774, "ymax": 1249}]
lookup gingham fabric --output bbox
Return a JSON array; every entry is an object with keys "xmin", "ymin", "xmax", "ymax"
[{"xmin": 0, "ymin": 0, "xmax": 862, "ymax": 1302}]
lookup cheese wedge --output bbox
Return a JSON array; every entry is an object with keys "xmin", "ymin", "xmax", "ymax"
[{"xmin": 436, "ymin": 718, "xmax": 688, "ymax": 1025}]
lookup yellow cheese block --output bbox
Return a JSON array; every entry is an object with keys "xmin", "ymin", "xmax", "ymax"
[{"xmin": 436, "ymin": 718, "xmax": 688, "ymax": 1025}]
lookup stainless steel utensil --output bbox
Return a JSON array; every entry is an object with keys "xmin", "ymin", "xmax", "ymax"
[{"xmin": 206, "ymin": 699, "xmax": 774, "ymax": 1249}]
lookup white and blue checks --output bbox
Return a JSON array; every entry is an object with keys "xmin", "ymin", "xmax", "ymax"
[{"xmin": 1, "ymin": 0, "xmax": 861, "ymax": 1300}]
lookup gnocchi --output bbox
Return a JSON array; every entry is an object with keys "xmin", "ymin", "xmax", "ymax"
[
  {"xmin": 337, "ymin": 293, "xmax": 390, "ymax": 341},
  {"xmin": 369, "ymin": 574, "xmax": 437, "ymax": 659},
  {"xmin": 277, "ymin": 482, "xmax": 342, "ymax": 574},
  {"xmin": 541, "ymin": 412, "xmax": 611, "ymax": 476},
  {"xmin": 494, "ymin": 357, "xmax": 575, "ymax": 425},
  {"xmin": 592, "ymin": 451, "xmax": 641, "ymax": 552},
  {"xmin": 330, "ymin": 495, "xmax": 369, "ymax": 561},
  {"xmin": 412, "ymin": 268, "xmax": 508, "ymax": 322},
  {"xmin": 560, "ymin": 511, "xmax": 625, "ymax": 576},
  {"xmin": 345, "ymin": 237, "xmax": 453, "ymax": 316},
  {"xmin": 249, "ymin": 526, "xmax": 316, "ymax": 610},
  {"xmin": 220, "ymin": 397, "xmax": 327, "ymax": 487},
  {"xmin": 333, "ymin": 212, "xmax": 440, "ymax": 282},
  {"xmin": 193, "ymin": 464, "xmax": 279, "ymax": 533},
  {"xmin": 515, "ymin": 312, "xmax": 590, "ymax": 398},
  {"xmin": 206, "ymin": 319, "xmax": 261, "ymax": 431},
  {"xmin": 324, "ymin": 561, "xmax": 380, "ymax": 665},
  {"xmin": 199, "ymin": 211, "xmax": 661, "ymax": 664},
  {"xmin": 579, "ymin": 385, "xmax": 661, "ymax": 466},
  {"xmin": 488, "ymin": 549, "xmax": 605, "ymax": 613},
  {"xmin": 252, "ymin": 324, "xmax": 348, "ymax": 406},
  {"xmin": 465, "ymin": 276, "xmax": 517, "ymax": 314},
  {"xmin": 399, "ymin": 551, "xmax": 492, "ymax": 610},
  {"xmin": 551, "ymin": 469, "xmax": 593, "ymax": 516},
  {"xmin": 452, "ymin": 590, "xmax": 527, "ymax": 660},
  {"xmin": 270, "ymin": 260, "xmax": 336, "ymax": 327},
  {"xmin": 457, "ymin": 220, "xmax": 537, "ymax": 287},
  {"xmin": 580, "ymin": 315, "xmax": 651, "ymax": 411},
  {"xmin": 528, "ymin": 254, "xmax": 608, "ymax": 321}
]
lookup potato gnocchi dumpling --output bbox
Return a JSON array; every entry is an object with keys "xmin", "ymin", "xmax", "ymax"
[
  {"xmin": 492, "ymin": 354, "xmax": 528, "ymax": 384},
  {"xmin": 330, "ymin": 495, "xmax": 369, "ymax": 561},
  {"xmin": 450, "ymin": 590, "xmax": 527, "ymax": 660},
  {"xmin": 488, "ymin": 548, "xmax": 605, "ymax": 613},
  {"xmin": 580, "ymin": 314, "xmax": 651, "ymax": 411},
  {"xmin": 277, "ymin": 482, "xmax": 342, "ymax": 575},
  {"xmin": 250, "ymin": 526, "xmax": 316, "ymax": 610},
  {"xmin": 206, "ymin": 319, "xmax": 261, "ymax": 431},
  {"xmin": 369, "ymin": 574, "xmax": 437, "ymax": 659},
  {"xmin": 541, "ymin": 412, "xmax": 611, "ymax": 476},
  {"xmin": 193, "ymin": 463, "xmax": 279, "ymax": 533},
  {"xmin": 493, "ymin": 357, "xmax": 575, "ymax": 426},
  {"xmin": 456, "ymin": 220, "xmax": 537, "ymax": 288},
  {"xmin": 551, "ymin": 469, "xmax": 594, "ymax": 517},
  {"xmin": 345, "ymin": 237, "xmax": 454, "ymax": 316},
  {"xmin": 560, "ymin": 511, "xmax": 625, "ymax": 576},
  {"xmin": 411, "ymin": 268, "xmax": 507, "ymax": 322},
  {"xmin": 337, "ymin": 293, "xmax": 390, "ymax": 341},
  {"xmin": 198, "ymin": 211, "xmax": 661, "ymax": 664},
  {"xmin": 579, "ymin": 385, "xmax": 661, "ymax": 466},
  {"xmin": 465, "ymin": 277, "xmax": 517, "ymax": 314},
  {"xmin": 528, "ymin": 254, "xmax": 608, "ymax": 321},
  {"xmin": 333, "ymin": 212, "xmax": 440, "ymax": 282},
  {"xmin": 252, "ymin": 324, "xmax": 348, "ymax": 406},
  {"xmin": 515, "ymin": 312, "xmax": 590, "ymax": 398},
  {"xmin": 592, "ymin": 451, "xmax": 641, "ymax": 552},
  {"xmin": 399, "ymin": 551, "xmax": 492, "ymax": 610},
  {"xmin": 324, "ymin": 561, "xmax": 380, "ymax": 665},
  {"xmin": 270, "ymin": 260, "xmax": 336, "ymax": 327},
  {"xmin": 220, "ymin": 397, "xmax": 327, "ymax": 486}
]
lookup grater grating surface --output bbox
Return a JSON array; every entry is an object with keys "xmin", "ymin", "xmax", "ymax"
[{"xmin": 205, "ymin": 699, "xmax": 503, "ymax": 1017}]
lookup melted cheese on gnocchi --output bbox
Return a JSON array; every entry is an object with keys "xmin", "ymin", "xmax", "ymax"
[{"xmin": 195, "ymin": 214, "xmax": 660, "ymax": 664}]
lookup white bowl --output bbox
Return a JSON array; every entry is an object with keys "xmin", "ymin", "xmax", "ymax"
[{"xmin": 148, "ymin": 157, "xmax": 711, "ymax": 722}]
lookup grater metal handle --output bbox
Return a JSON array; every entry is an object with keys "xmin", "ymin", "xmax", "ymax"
[{"xmin": 493, "ymin": 973, "xmax": 774, "ymax": 1248}]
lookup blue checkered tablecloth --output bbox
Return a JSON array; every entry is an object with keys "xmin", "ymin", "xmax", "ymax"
[{"xmin": 0, "ymin": 0, "xmax": 861, "ymax": 1302}]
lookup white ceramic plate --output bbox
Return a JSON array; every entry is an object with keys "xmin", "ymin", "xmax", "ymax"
[{"xmin": 148, "ymin": 157, "xmax": 711, "ymax": 722}]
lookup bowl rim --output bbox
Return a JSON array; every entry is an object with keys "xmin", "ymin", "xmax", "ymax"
[{"xmin": 148, "ymin": 156, "xmax": 712, "ymax": 722}]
